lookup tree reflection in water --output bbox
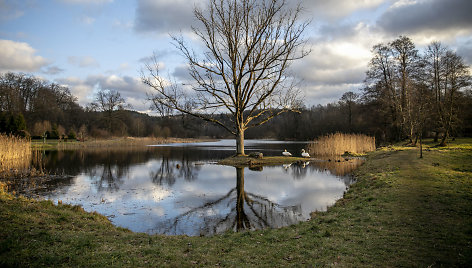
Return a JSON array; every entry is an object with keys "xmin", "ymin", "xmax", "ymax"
[
  {"xmin": 153, "ymin": 167, "xmax": 303, "ymax": 236},
  {"xmin": 150, "ymin": 157, "xmax": 177, "ymax": 186},
  {"xmin": 150, "ymin": 155, "xmax": 201, "ymax": 186},
  {"xmin": 21, "ymin": 141, "xmax": 365, "ymax": 236},
  {"xmin": 88, "ymin": 161, "xmax": 127, "ymax": 192}
]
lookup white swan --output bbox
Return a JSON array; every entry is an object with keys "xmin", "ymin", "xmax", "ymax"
[
  {"xmin": 301, "ymin": 149, "xmax": 310, "ymax": 158},
  {"xmin": 282, "ymin": 149, "xmax": 292, "ymax": 157}
]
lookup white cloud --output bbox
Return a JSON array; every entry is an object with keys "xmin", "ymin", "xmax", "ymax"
[
  {"xmin": 57, "ymin": 74, "xmax": 153, "ymax": 112},
  {"xmin": 43, "ymin": 66, "xmax": 64, "ymax": 75},
  {"xmin": 80, "ymin": 16, "xmax": 95, "ymax": 25},
  {"xmin": 113, "ymin": 19, "xmax": 133, "ymax": 30},
  {"xmin": 0, "ymin": 39, "xmax": 49, "ymax": 72},
  {"xmin": 57, "ymin": 76, "xmax": 95, "ymax": 106},
  {"xmin": 297, "ymin": 0, "xmax": 386, "ymax": 20},
  {"xmin": 303, "ymin": 83, "xmax": 363, "ymax": 107},
  {"xmin": 0, "ymin": 0, "xmax": 28, "ymax": 21},
  {"xmin": 291, "ymin": 21, "xmax": 378, "ymax": 105},
  {"xmin": 26, "ymin": 0, "xmax": 471, "ymax": 110},
  {"xmin": 377, "ymin": 0, "xmax": 472, "ymax": 39},
  {"xmin": 68, "ymin": 56, "xmax": 100, "ymax": 68},
  {"xmin": 134, "ymin": 0, "xmax": 199, "ymax": 34},
  {"xmin": 457, "ymin": 38, "xmax": 472, "ymax": 65}
]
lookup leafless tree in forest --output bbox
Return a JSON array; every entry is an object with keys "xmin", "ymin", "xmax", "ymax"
[
  {"xmin": 142, "ymin": 0, "xmax": 310, "ymax": 155},
  {"xmin": 364, "ymin": 37, "xmax": 471, "ymax": 145},
  {"xmin": 424, "ymin": 42, "xmax": 471, "ymax": 145},
  {"xmin": 339, "ymin": 91, "xmax": 358, "ymax": 131},
  {"xmin": 364, "ymin": 36, "xmax": 420, "ymax": 142},
  {"xmin": 89, "ymin": 89, "xmax": 130, "ymax": 133}
]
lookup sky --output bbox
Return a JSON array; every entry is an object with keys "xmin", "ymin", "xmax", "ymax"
[{"xmin": 1, "ymin": 0, "xmax": 471, "ymax": 114}]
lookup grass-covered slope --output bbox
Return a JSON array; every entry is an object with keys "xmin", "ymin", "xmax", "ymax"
[{"xmin": 1, "ymin": 139, "xmax": 471, "ymax": 267}]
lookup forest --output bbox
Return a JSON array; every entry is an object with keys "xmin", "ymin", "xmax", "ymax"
[{"xmin": 1, "ymin": 36, "xmax": 471, "ymax": 145}]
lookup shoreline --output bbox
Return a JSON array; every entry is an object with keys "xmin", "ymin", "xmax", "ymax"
[{"xmin": 30, "ymin": 137, "xmax": 215, "ymax": 150}]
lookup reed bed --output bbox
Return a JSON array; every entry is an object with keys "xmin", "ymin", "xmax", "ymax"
[
  {"xmin": 0, "ymin": 134, "xmax": 32, "ymax": 175},
  {"xmin": 309, "ymin": 133, "xmax": 376, "ymax": 156}
]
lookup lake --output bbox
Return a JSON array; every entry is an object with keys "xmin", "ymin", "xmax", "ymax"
[{"xmin": 28, "ymin": 139, "xmax": 362, "ymax": 236}]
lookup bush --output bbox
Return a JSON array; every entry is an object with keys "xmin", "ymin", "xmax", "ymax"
[
  {"xmin": 68, "ymin": 130, "xmax": 77, "ymax": 140},
  {"xmin": 0, "ymin": 113, "xmax": 27, "ymax": 136},
  {"xmin": 49, "ymin": 124, "xmax": 59, "ymax": 139}
]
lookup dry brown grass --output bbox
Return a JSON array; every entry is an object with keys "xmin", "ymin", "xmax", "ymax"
[
  {"xmin": 0, "ymin": 134, "xmax": 32, "ymax": 175},
  {"xmin": 309, "ymin": 133, "xmax": 376, "ymax": 156}
]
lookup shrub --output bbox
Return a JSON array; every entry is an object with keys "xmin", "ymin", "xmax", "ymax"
[{"xmin": 68, "ymin": 130, "xmax": 77, "ymax": 140}]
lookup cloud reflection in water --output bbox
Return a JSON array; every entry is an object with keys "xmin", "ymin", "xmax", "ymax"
[{"xmin": 34, "ymin": 140, "xmax": 362, "ymax": 236}]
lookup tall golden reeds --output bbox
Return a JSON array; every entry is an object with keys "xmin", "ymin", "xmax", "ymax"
[
  {"xmin": 0, "ymin": 134, "xmax": 32, "ymax": 174},
  {"xmin": 309, "ymin": 133, "xmax": 375, "ymax": 156}
]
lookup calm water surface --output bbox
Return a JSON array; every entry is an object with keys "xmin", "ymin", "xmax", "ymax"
[{"xmin": 33, "ymin": 140, "xmax": 362, "ymax": 236}]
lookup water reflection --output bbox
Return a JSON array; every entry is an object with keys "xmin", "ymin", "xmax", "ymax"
[
  {"xmin": 154, "ymin": 167, "xmax": 306, "ymax": 236},
  {"xmin": 21, "ymin": 140, "xmax": 363, "ymax": 236}
]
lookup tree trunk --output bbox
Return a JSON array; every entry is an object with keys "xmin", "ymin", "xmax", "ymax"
[
  {"xmin": 439, "ymin": 129, "xmax": 449, "ymax": 146},
  {"xmin": 419, "ymin": 133, "xmax": 423, "ymax": 158},
  {"xmin": 412, "ymin": 134, "xmax": 418, "ymax": 146},
  {"xmin": 236, "ymin": 128, "xmax": 245, "ymax": 155},
  {"xmin": 235, "ymin": 167, "xmax": 249, "ymax": 231}
]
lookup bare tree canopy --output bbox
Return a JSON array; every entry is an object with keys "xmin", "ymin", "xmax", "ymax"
[
  {"xmin": 89, "ymin": 89, "xmax": 128, "ymax": 114},
  {"xmin": 142, "ymin": 0, "xmax": 310, "ymax": 155},
  {"xmin": 363, "ymin": 36, "xmax": 471, "ymax": 144},
  {"xmin": 89, "ymin": 89, "xmax": 130, "ymax": 133}
]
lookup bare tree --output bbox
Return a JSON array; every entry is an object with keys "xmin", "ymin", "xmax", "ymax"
[
  {"xmin": 89, "ymin": 89, "xmax": 130, "ymax": 133},
  {"xmin": 424, "ymin": 42, "xmax": 471, "ymax": 145},
  {"xmin": 390, "ymin": 36, "xmax": 420, "ymax": 142},
  {"xmin": 365, "ymin": 43, "xmax": 401, "ymax": 140},
  {"xmin": 142, "ymin": 0, "xmax": 310, "ymax": 155},
  {"xmin": 339, "ymin": 91, "xmax": 358, "ymax": 131},
  {"xmin": 364, "ymin": 36, "xmax": 420, "ymax": 142},
  {"xmin": 78, "ymin": 124, "xmax": 87, "ymax": 141}
]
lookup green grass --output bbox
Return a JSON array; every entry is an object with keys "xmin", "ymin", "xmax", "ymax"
[{"xmin": 1, "ymin": 139, "xmax": 471, "ymax": 267}]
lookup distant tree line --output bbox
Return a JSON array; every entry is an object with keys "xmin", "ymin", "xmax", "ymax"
[
  {"xmin": 0, "ymin": 72, "xmax": 230, "ymax": 140},
  {"xmin": 0, "ymin": 37, "xmax": 470, "ymax": 144}
]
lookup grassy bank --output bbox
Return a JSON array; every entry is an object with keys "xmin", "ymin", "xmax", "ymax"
[{"xmin": 1, "ymin": 139, "xmax": 471, "ymax": 267}]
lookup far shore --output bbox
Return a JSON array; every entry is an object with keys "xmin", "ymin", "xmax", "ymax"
[{"xmin": 30, "ymin": 136, "xmax": 216, "ymax": 150}]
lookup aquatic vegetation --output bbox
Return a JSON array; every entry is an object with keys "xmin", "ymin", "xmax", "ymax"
[
  {"xmin": 309, "ymin": 133, "xmax": 376, "ymax": 156},
  {"xmin": 0, "ymin": 134, "xmax": 31, "ymax": 176}
]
